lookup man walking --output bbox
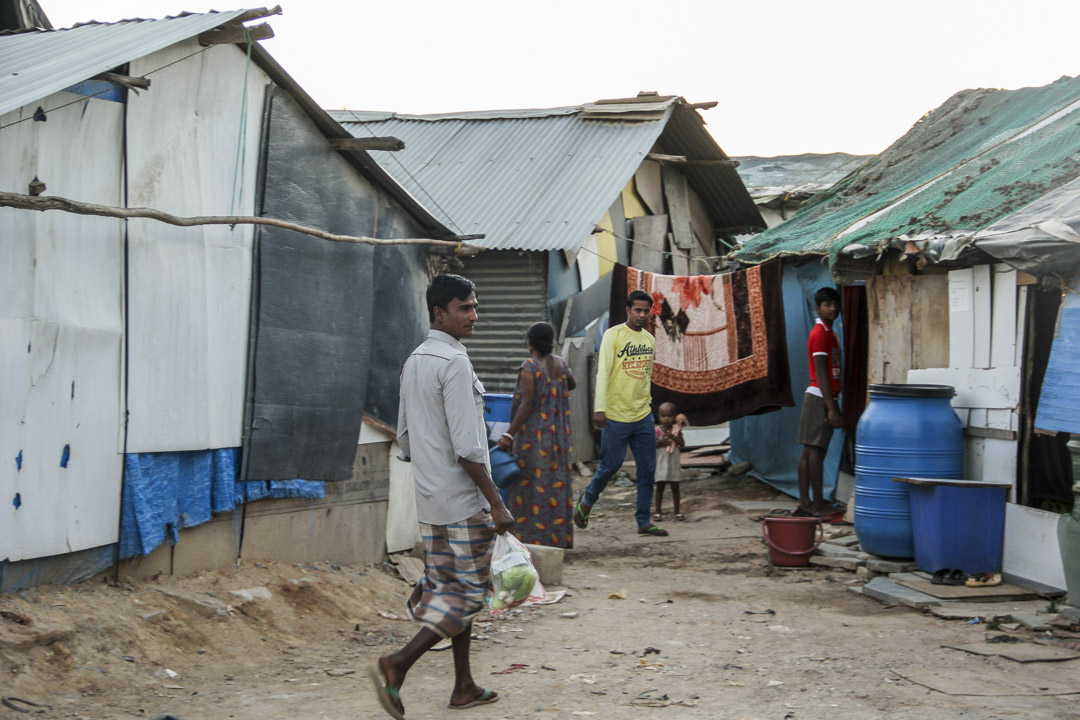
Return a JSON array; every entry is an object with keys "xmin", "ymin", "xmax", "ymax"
[
  {"xmin": 574, "ymin": 290, "xmax": 668, "ymax": 537},
  {"xmin": 370, "ymin": 274, "xmax": 514, "ymax": 719}
]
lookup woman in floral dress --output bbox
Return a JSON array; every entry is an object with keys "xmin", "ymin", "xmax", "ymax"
[{"xmin": 496, "ymin": 322, "xmax": 576, "ymax": 548}]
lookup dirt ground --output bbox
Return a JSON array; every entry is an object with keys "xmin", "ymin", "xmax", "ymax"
[{"xmin": 2, "ymin": 469, "xmax": 1078, "ymax": 720}]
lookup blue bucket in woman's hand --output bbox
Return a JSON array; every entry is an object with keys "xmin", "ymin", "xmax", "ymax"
[{"xmin": 490, "ymin": 447, "xmax": 521, "ymax": 490}]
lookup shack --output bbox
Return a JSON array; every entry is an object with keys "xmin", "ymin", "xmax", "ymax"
[
  {"xmin": 733, "ymin": 74, "xmax": 1080, "ymax": 590},
  {"xmin": 331, "ymin": 94, "xmax": 766, "ymax": 393},
  {"xmin": 0, "ymin": 7, "xmax": 461, "ymax": 590}
]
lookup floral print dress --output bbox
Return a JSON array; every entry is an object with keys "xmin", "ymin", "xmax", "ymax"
[{"xmin": 510, "ymin": 356, "xmax": 574, "ymax": 548}]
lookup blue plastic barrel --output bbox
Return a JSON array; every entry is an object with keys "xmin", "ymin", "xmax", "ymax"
[
  {"xmin": 483, "ymin": 393, "xmax": 514, "ymax": 424},
  {"xmin": 484, "ymin": 393, "xmax": 516, "ymax": 505},
  {"xmin": 854, "ymin": 384, "xmax": 963, "ymax": 558}
]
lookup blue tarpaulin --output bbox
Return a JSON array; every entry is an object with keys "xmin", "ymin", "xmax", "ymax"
[
  {"xmin": 1034, "ymin": 276, "xmax": 1080, "ymax": 434},
  {"xmin": 728, "ymin": 261, "xmax": 845, "ymax": 502},
  {"xmin": 119, "ymin": 448, "xmax": 324, "ymax": 558}
]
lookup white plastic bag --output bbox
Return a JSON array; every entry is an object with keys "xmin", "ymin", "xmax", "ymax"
[{"xmin": 487, "ymin": 533, "xmax": 546, "ymax": 613}]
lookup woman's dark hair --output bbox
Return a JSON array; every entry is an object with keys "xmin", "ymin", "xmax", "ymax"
[
  {"xmin": 527, "ymin": 321, "xmax": 555, "ymax": 355},
  {"xmin": 427, "ymin": 274, "xmax": 476, "ymax": 322},
  {"xmin": 626, "ymin": 289, "xmax": 653, "ymax": 307},
  {"xmin": 814, "ymin": 286, "xmax": 841, "ymax": 306}
]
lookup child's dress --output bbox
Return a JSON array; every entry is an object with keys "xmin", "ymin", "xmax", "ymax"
[{"xmin": 655, "ymin": 426, "xmax": 681, "ymax": 483}]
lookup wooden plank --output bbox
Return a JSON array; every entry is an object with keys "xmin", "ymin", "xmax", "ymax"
[
  {"xmin": 629, "ymin": 214, "xmax": 668, "ymax": 274},
  {"xmin": 1015, "ymin": 286, "xmax": 1029, "ymax": 368},
  {"xmin": 972, "ymin": 264, "xmax": 992, "ymax": 368},
  {"xmin": 906, "ymin": 367, "xmax": 1020, "ymax": 408},
  {"xmin": 897, "ymin": 578, "xmax": 1039, "ymax": 601},
  {"xmin": 991, "ymin": 264, "xmax": 1018, "ymax": 368},
  {"xmin": 949, "ymin": 268, "xmax": 974, "ymax": 369},
  {"xmin": 964, "ymin": 426, "xmax": 1018, "ymax": 441},
  {"xmin": 199, "ymin": 22, "xmax": 274, "ymax": 45},
  {"xmin": 634, "ymin": 160, "xmax": 664, "ymax": 215},
  {"xmin": 687, "ymin": 183, "xmax": 715, "ymax": 258},
  {"xmin": 669, "ymin": 234, "xmax": 689, "ymax": 275},
  {"xmin": 329, "ymin": 136, "xmax": 404, "ymax": 152},
  {"xmin": 912, "ymin": 274, "xmax": 950, "ymax": 369},
  {"xmin": 868, "ymin": 275, "xmax": 913, "ymax": 384},
  {"xmin": 662, "ymin": 165, "xmax": 696, "ymax": 250}
]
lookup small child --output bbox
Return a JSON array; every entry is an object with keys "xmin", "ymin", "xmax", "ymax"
[{"xmin": 653, "ymin": 402, "xmax": 686, "ymax": 521}]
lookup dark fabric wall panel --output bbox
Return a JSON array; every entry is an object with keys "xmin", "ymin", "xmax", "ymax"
[
  {"xmin": 366, "ymin": 203, "xmax": 429, "ymax": 427},
  {"xmin": 246, "ymin": 87, "xmax": 377, "ymax": 481}
]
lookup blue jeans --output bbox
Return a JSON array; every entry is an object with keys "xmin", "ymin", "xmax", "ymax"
[{"xmin": 583, "ymin": 414, "xmax": 657, "ymax": 528}]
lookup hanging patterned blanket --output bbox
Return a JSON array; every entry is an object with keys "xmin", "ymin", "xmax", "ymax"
[{"xmin": 609, "ymin": 259, "xmax": 792, "ymax": 425}]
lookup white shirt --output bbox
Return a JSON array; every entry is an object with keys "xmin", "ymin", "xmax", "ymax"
[{"xmin": 397, "ymin": 329, "xmax": 490, "ymax": 525}]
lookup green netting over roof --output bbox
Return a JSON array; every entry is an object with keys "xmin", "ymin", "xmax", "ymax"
[{"xmin": 735, "ymin": 75, "xmax": 1080, "ymax": 265}]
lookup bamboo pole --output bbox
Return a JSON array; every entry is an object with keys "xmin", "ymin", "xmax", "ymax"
[{"xmin": 0, "ymin": 192, "xmax": 482, "ymax": 249}]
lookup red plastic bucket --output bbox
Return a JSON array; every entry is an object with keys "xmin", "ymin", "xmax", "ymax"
[{"xmin": 761, "ymin": 516, "xmax": 824, "ymax": 567}]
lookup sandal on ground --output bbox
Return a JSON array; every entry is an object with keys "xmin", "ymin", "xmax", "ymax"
[
  {"xmin": 965, "ymin": 572, "xmax": 1002, "ymax": 588},
  {"xmin": 637, "ymin": 524, "xmax": 669, "ymax": 536},
  {"xmin": 674, "ymin": 513, "xmax": 686, "ymax": 521},
  {"xmin": 449, "ymin": 688, "xmax": 499, "ymax": 709},
  {"xmin": 574, "ymin": 493, "xmax": 591, "ymax": 529},
  {"xmin": 368, "ymin": 665, "xmax": 405, "ymax": 720},
  {"xmin": 652, "ymin": 512, "xmax": 664, "ymax": 522}
]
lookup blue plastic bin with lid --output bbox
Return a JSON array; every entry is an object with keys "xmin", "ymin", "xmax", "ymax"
[
  {"xmin": 483, "ymin": 393, "xmax": 516, "ymax": 505},
  {"xmin": 894, "ymin": 477, "xmax": 1011, "ymax": 574}
]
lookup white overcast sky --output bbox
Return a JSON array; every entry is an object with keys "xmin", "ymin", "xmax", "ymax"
[{"xmin": 40, "ymin": 0, "xmax": 1080, "ymax": 157}]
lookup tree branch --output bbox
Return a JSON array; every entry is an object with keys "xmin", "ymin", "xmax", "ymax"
[{"xmin": 0, "ymin": 191, "xmax": 482, "ymax": 249}]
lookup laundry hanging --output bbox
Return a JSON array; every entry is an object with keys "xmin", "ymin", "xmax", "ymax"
[{"xmin": 609, "ymin": 259, "xmax": 792, "ymax": 425}]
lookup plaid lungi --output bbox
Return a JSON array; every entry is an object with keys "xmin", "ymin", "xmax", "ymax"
[{"xmin": 407, "ymin": 510, "xmax": 495, "ymax": 638}]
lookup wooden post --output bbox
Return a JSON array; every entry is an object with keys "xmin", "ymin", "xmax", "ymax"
[
  {"xmin": 199, "ymin": 22, "xmax": 275, "ymax": 46},
  {"xmin": 329, "ymin": 137, "xmax": 405, "ymax": 152}
]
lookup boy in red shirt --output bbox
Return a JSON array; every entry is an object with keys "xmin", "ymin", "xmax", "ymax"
[{"xmin": 796, "ymin": 287, "xmax": 842, "ymax": 516}]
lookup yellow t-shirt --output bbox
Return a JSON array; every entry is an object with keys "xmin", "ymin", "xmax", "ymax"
[{"xmin": 594, "ymin": 323, "xmax": 654, "ymax": 423}]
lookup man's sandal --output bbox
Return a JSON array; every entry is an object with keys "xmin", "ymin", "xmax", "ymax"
[
  {"xmin": 574, "ymin": 493, "xmax": 591, "ymax": 529},
  {"xmin": 637, "ymin": 524, "xmax": 669, "ymax": 536}
]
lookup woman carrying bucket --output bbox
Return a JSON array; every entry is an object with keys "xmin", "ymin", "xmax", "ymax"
[{"xmin": 496, "ymin": 322, "xmax": 577, "ymax": 548}]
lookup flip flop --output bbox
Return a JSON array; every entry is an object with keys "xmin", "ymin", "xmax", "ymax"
[
  {"xmin": 930, "ymin": 569, "xmax": 952, "ymax": 585},
  {"xmin": 946, "ymin": 569, "xmax": 968, "ymax": 586},
  {"xmin": 965, "ymin": 572, "xmax": 1002, "ymax": 587},
  {"xmin": 573, "ymin": 493, "xmax": 591, "ymax": 529},
  {"xmin": 652, "ymin": 512, "xmax": 664, "ymax": 522},
  {"xmin": 449, "ymin": 688, "xmax": 499, "ymax": 709},
  {"xmin": 368, "ymin": 664, "xmax": 405, "ymax": 720},
  {"xmin": 637, "ymin": 524, "xmax": 669, "ymax": 536},
  {"xmin": 674, "ymin": 513, "xmax": 686, "ymax": 521}
]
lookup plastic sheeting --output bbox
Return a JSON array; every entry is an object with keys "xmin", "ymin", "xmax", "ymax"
[
  {"xmin": 1034, "ymin": 276, "xmax": 1080, "ymax": 434},
  {"xmin": 119, "ymin": 447, "xmax": 325, "ymax": 558},
  {"xmin": 974, "ymin": 174, "xmax": 1080, "ymax": 279},
  {"xmin": 728, "ymin": 261, "xmax": 845, "ymax": 501}
]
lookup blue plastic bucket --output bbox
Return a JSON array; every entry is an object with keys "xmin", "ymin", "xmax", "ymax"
[
  {"xmin": 489, "ymin": 447, "xmax": 521, "ymax": 490},
  {"xmin": 898, "ymin": 478, "xmax": 1010, "ymax": 573},
  {"xmin": 854, "ymin": 384, "xmax": 963, "ymax": 558}
]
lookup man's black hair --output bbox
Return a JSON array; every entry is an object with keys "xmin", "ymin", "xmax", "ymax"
[
  {"xmin": 626, "ymin": 289, "xmax": 654, "ymax": 308},
  {"xmin": 527, "ymin": 321, "xmax": 555, "ymax": 355},
  {"xmin": 427, "ymin": 274, "xmax": 476, "ymax": 323},
  {"xmin": 814, "ymin": 286, "xmax": 841, "ymax": 307}
]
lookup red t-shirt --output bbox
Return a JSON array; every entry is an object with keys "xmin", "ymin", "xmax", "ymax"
[{"xmin": 807, "ymin": 318, "xmax": 841, "ymax": 396}]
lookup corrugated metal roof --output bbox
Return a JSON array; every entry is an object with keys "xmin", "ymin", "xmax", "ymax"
[
  {"xmin": 329, "ymin": 100, "xmax": 765, "ymax": 252},
  {"xmin": 0, "ymin": 10, "xmax": 247, "ymax": 117}
]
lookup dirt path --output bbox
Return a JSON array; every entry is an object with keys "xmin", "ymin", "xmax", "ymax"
[{"xmin": 1, "ymin": 471, "xmax": 1076, "ymax": 719}]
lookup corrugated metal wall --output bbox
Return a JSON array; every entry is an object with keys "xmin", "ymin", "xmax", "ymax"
[{"xmin": 460, "ymin": 251, "xmax": 549, "ymax": 393}]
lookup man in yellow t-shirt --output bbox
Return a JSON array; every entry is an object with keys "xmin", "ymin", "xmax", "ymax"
[{"xmin": 574, "ymin": 290, "xmax": 668, "ymax": 536}]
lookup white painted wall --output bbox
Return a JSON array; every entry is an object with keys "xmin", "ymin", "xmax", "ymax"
[
  {"xmin": 0, "ymin": 91, "xmax": 125, "ymax": 560},
  {"xmin": 908, "ymin": 264, "xmax": 1022, "ymax": 494},
  {"xmin": 124, "ymin": 40, "xmax": 271, "ymax": 452}
]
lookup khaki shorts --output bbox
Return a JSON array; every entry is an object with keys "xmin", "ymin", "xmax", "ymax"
[{"xmin": 797, "ymin": 392, "xmax": 835, "ymax": 450}]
